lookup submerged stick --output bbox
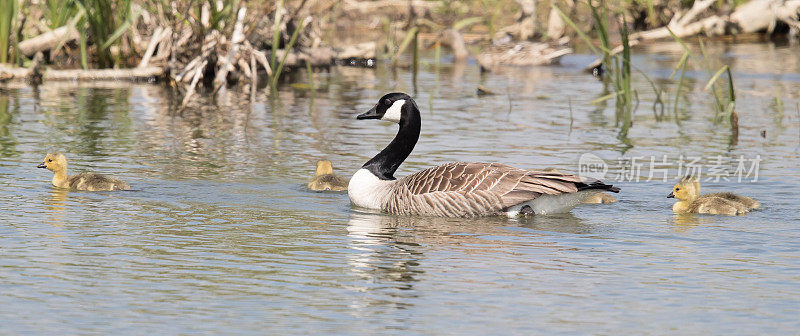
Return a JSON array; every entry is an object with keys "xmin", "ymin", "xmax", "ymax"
[{"xmin": 181, "ymin": 60, "xmax": 207, "ymax": 109}]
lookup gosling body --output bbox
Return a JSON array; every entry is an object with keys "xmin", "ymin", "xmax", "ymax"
[
  {"xmin": 38, "ymin": 152, "xmax": 130, "ymax": 191},
  {"xmin": 308, "ymin": 160, "xmax": 348, "ymax": 191},
  {"xmin": 668, "ymin": 177, "xmax": 759, "ymax": 216}
]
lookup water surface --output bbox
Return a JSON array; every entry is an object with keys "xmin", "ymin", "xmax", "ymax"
[{"xmin": 1, "ymin": 41, "xmax": 799, "ymax": 334}]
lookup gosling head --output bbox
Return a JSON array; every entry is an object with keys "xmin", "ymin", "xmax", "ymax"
[
  {"xmin": 357, "ymin": 92, "xmax": 413, "ymax": 124},
  {"xmin": 668, "ymin": 176, "xmax": 700, "ymax": 202},
  {"xmin": 37, "ymin": 152, "xmax": 68, "ymax": 173},
  {"xmin": 315, "ymin": 160, "xmax": 334, "ymax": 176}
]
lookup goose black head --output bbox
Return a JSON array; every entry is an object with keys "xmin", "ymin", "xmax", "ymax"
[{"xmin": 357, "ymin": 92, "xmax": 413, "ymax": 123}]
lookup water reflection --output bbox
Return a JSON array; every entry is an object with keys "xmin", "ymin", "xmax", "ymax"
[
  {"xmin": 517, "ymin": 213, "xmax": 591, "ymax": 234},
  {"xmin": 0, "ymin": 41, "xmax": 799, "ymax": 334},
  {"xmin": 44, "ymin": 188, "xmax": 68, "ymax": 223},
  {"xmin": 346, "ymin": 211, "xmax": 424, "ymax": 293}
]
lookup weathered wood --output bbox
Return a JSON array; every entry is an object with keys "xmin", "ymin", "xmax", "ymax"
[
  {"xmin": 631, "ymin": 0, "xmax": 800, "ymax": 41},
  {"xmin": 0, "ymin": 66, "xmax": 164, "ymax": 81},
  {"xmin": 213, "ymin": 7, "xmax": 247, "ymax": 92},
  {"xmin": 18, "ymin": 26, "xmax": 79, "ymax": 57},
  {"xmin": 138, "ymin": 26, "xmax": 165, "ymax": 69}
]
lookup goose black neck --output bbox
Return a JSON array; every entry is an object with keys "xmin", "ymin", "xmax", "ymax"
[{"xmin": 363, "ymin": 101, "xmax": 421, "ymax": 180}]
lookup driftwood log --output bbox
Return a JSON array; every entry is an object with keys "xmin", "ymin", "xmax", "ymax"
[
  {"xmin": 585, "ymin": 0, "xmax": 800, "ymax": 71},
  {"xmin": 18, "ymin": 26, "xmax": 79, "ymax": 57},
  {"xmin": 0, "ymin": 65, "xmax": 164, "ymax": 82},
  {"xmin": 631, "ymin": 0, "xmax": 800, "ymax": 40}
]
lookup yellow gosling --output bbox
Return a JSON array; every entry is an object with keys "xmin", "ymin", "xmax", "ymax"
[
  {"xmin": 668, "ymin": 177, "xmax": 759, "ymax": 216},
  {"xmin": 308, "ymin": 160, "xmax": 348, "ymax": 191},
  {"xmin": 37, "ymin": 152, "xmax": 130, "ymax": 191}
]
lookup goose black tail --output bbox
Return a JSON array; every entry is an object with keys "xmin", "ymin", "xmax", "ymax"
[{"xmin": 577, "ymin": 181, "xmax": 620, "ymax": 193}]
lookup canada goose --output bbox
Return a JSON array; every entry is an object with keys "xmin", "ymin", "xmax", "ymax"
[
  {"xmin": 437, "ymin": 28, "xmax": 572, "ymax": 71},
  {"xmin": 37, "ymin": 152, "xmax": 130, "ymax": 191},
  {"xmin": 347, "ymin": 92, "xmax": 620, "ymax": 218},
  {"xmin": 667, "ymin": 176, "xmax": 759, "ymax": 215},
  {"xmin": 308, "ymin": 160, "xmax": 349, "ymax": 191}
]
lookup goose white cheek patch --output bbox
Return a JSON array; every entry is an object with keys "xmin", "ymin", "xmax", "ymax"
[{"xmin": 381, "ymin": 99, "xmax": 405, "ymax": 123}]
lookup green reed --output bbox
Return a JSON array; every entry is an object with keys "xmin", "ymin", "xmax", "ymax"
[
  {"xmin": 74, "ymin": 0, "xmax": 139, "ymax": 68},
  {"xmin": 0, "ymin": 0, "xmax": 17, "ymax": 64},
  {"xmin": 271, "ymin": 17, "xmax": 305, "ymax": 87}
]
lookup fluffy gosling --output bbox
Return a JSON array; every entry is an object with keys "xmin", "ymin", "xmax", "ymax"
[
  {"xmin": 38, "ymin": 152, "xmax": 130, "ymax": 191},
  {"xmin": 668, "ymin": 177, "xmax": 759, "ymax": 215},
  {"xmin": 307, "ymin": 160, "xmax": 348, "ymax": 191}
]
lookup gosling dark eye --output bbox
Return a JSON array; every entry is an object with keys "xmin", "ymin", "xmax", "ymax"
[
  {"xmin": 48, "ymin": 159, "xmax": 52, "ymax": 162},
  {"xmin": 675, "ymin": 188, "xmax": 680, "ymax": 191}
]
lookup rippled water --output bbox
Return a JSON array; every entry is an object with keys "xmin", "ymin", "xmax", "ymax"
[{"xmin": 1, "ymin": 41, "xmax": 799, "ymax": 334}]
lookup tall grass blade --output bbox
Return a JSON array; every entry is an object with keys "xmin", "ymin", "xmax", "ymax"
[
  {"xmin": 726, "ymin": 67, "xmax": 735, "ymax": 103},
  {"xmin": 100, "ymin": 6, "xmax": 142, "ymax": 50},
  {"xmin": 306, "ymin": 61, "xmax": 314, "ymax": 90},
  {"xmin": 553, "ymin": 5, "xmax": 600, "ymax": 55},
  {"xmin": 452, "ymin": 17, "xmax": 483, "ymax": 30},
  {"xmin": 673, "ymin": 55, "xmax": 688, "ymax": 119},
  {"xmin": 271, "ymin": 17, "xmax": 305, "ymax": 87},
  {"xmin": 0, "ymin": 0, "xmax": 16, "ymax": 63},
  {"xmin": 79, "ymin": 30, "xmax": 88, "ymax": 69},
  {"xmin": 392, "ymin": 26, "xmax": 419, "ymax": 66},
  {"xmin": 590, "ymin": 91, "xmax": 623, "ymax": 104},
  {"xmin": 703, "ymin": 65, "xmax": 728, "ymax": 91},
  {"xmin": 412, "ymin": 29, "xmax": 419, "ymax": 75},
  {"xmin": 45, "ymin": 0, "xmax": 77, "ymax": 29},
  {"xmin": 666, "ymin": 27, "xmax": 690, "ymax": 53},
  {"xmin": 669, "ymin": 52, "xmax": 689, "ymax": 79},
  {"xmin": 270, "ymin": 0, "xmax": 283, "ymax": 71}
]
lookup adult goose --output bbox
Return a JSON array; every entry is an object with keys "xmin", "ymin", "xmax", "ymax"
[{"xmin": 348, "ymin": 92, "xmax": 619, "ymax": 218}]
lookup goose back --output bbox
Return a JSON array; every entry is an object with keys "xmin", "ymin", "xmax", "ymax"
[{"xmin": 383, "ymin": 162, "xmax": 613, "ymax": 217}]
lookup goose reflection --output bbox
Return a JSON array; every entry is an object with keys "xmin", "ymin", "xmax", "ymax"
[
  {"xmin": 516, "ymin": 213, "xmax": 591, "ymax": 234},
  {"xmin": 346, "ymin": 211, "xmax": 424, "ymax": 291},
  {"xmin": 44, "ymin": 188, "xmax": 69, "ymax": 224}
]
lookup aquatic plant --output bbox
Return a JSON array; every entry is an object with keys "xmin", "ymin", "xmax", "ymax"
[
  {"xmin": 393, "ymin": 26, "xmax": 419, "ymax": 68},
  {"xmin": 556, "ymin": 1, "xmax": 635, "ymax": 128},
  {"xmin": 271, "ymin": 17, "xmax": 305, "ymax": 88},
  {"xmin": 75, "ymin": 0, "xmax": 140, "ymax": 68},
  {"xmin": 44, "ymin": 0, "xmax": 78, "ymax": 29},
  {"xmin": 0, "ymin": 0, "xmax": 17, "ymax": 64}
]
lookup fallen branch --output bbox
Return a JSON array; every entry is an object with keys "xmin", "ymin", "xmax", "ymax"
[
  {"xmin": 138, "ymin": 26, "xmax": 165, "ymax": 69},
  {"xmin": 0, "ymin": 66, "xmax": 164, "ymax": 81},
  {"xmin": 213, "ymin": 7, "xmax": 247, "ymax": 93},
  {"xmin": 18, "ymin": 25, "xmax": 79, "ymax": 57},
  {"xmin": 181, "ymin": 60, "xmax": 207, "ymax": 109}
]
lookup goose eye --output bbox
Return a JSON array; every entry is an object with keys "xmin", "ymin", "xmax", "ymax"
[
  {"xmin": 383, "ymin": 98, "xmax": 391, "ymax": 106},
  {"xmin": 48, "ymin": 159, "xmax": 52, "ymax": 162},
  {"xmin": 675, "ymin": 188, "xmax": 680, "ymax": 191}
]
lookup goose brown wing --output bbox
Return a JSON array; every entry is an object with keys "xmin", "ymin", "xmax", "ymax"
[{"xmin": 395, "ymin": 162, "xmax": 588, "ymax": 209}]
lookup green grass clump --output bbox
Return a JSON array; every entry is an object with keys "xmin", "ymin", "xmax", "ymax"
[{"xmin": 75, "ymin": 0, "xmax": 140, "ymax": 68}]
